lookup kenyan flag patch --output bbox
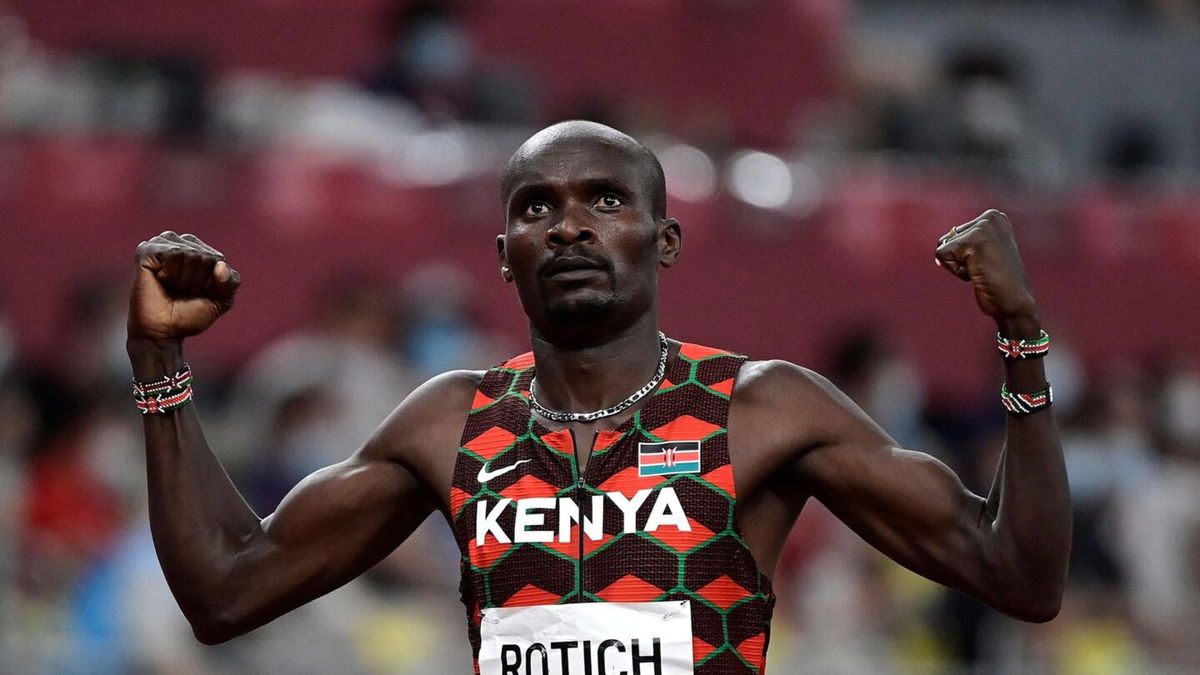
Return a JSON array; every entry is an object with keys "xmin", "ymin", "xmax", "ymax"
[{"xmin": 638, "ymin": 441, "xmax": 702, "ymax": 477}]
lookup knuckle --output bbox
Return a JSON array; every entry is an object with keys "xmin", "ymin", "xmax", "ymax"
[{"xmin": 983, "ymin": 209, "xmax": 1010, "ymax": 226}]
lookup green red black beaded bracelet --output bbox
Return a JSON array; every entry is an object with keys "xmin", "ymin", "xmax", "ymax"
[
  {"xmin": 997, "ymin": 329, "xmax": 1050, "ymax": 360},
  {"xmin": 132, "ymin": 363, "xmax": 194, "ymax": 415},
  {"xmin": 1000, "ymin": 382, "xmax": 1053, "ymax": 416}
]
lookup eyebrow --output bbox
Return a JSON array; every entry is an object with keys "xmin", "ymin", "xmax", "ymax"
[
  {"xmin": 579, "ymin": 177, "xmax": 635, "ymax": 199},
  {"xmin": 507, "ymin": 175, "xmax": 636, "ymax": 206},
  {"xmin": 506, "ymin": 182, "xmax": 553, "ymax": 212}
]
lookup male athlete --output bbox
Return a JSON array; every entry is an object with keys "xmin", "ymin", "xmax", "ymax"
[{"xmin": 127, "ymin": 120, "xmax": 1070, "ymax": 674}]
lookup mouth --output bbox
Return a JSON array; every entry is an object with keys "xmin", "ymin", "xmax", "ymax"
[{"xmin": 542, "ymin": 255, "xmax": 608, "ymax": 278}]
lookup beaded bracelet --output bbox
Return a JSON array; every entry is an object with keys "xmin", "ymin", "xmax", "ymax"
[
  {"xmin": 132, "ymin": 363, "xmax": 192, "ymax": 397},
  {"xmin": 1000, "ymin": 382, "xmax": 1053, "ymax": 416},
  {"xmin": 997, "ymin": 329, "xmax": 1050, "ymax": 360},
  {"xmin": 135, "ymin": 385, "xmax": 194, "ymax": 415},
  {"xmin": 132, "ymin": 363, "xmax": 194, "ymax": 415}
]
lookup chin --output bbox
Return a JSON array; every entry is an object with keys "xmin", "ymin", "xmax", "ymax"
[{"xmin": 545, "ymin": 291, "xmax": 624, "ymax": 323}]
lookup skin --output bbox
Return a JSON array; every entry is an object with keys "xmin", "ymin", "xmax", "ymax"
[{"xmin": 127, "ymin": 121, "xmax": 1070, "ymax": 645}]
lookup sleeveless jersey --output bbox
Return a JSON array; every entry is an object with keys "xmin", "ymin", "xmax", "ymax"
[{"xmin": 449, "ymin": 342, "xmax": 775, "ymax": 673}]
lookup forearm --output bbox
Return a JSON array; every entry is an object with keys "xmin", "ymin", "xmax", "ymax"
[
  {"xmin": 130, "ymin": 339, "xmax": 263, "ymax": 629},
  {"xmin": 979, "ymin": 314, "xmax": 1071, "ymax": 618}
]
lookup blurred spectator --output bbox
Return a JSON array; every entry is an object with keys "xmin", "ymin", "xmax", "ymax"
[
  {"xmin": 239, "ymin": 387, "xmax": 338, "ymax": 514},
  {"xmin": 55, "ymin": 277, "xmax": 131, "ymax": 397},
  {"xmin": 851, "ymin": 35, "xmax": 1065, "ymax": 187},
  {"xmin": 1100, "ymin": 120, "xmax": 1168, "ymax": 179},
  {"xmin": 19, "ymin": 390, "xmax": 140, "ymax": 580},
  {"xmin": 365, "ymin": 1, "xmax": 474, "ymax": 116},
  {"xmin": 363, "ymin": 0, "xmax": 534, "ymax": 125},
  {"xmin": 397, "ymin": 263, "xmax": 508, "ymax": 379},
  {"xmin": 941, "ymin": 46, "xmax": 1027, "ymax": 164},
  {"xmin": 1061, "ymin": 366, "xmax": 1157, "ymax": 588},
  {"xmin": 826, "ymin": 324, "xmax": 927, "ymax": 449},
  {"xmin": 86, "ymin": 48, "xmax": 209, "ymax": 142},
  {"xmin": 225, "ymin": 274, "xmax": 415, "ymax": 475}
]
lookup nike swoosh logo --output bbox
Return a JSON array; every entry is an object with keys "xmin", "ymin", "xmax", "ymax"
[{"xmin": 477, "ymin": 458, "xmax": 533, "ymax": 483}]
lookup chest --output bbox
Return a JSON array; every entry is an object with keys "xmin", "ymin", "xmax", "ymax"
[
  {"xmin": 446, "ymin": 347, "xmax": 776, "ymax": 675},
  {"xmin": 453, "ymin": 410, "xmax": 736, "ymax": 550}
]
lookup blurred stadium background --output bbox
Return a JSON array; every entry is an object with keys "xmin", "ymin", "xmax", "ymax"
[{"xmin": 1, "ymin": 0, "xmax": 1199, "ymax": 672}]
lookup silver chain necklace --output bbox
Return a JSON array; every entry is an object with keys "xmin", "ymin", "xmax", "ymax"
[{"xmin": 529, "ymin": 332, "xmax": 669, "ymax": 423}]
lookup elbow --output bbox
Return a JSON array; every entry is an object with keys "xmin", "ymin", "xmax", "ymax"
[
  {"xmin": 975, "ymin": 544, "xmax": 1069, "ymax": 623},
  {"xmin": 191, "ymin": 623, "xmax": 233, "ymax": 646},
  {"xmin": 181, "ymin": 589, "xmax": 255, "ymax": 645},
  {"xmin": 188, "ymin": 607, "xmax": 247, "ymax": 645},
  {"xmin": 988, "ymin": 580, "xmax": 1064, "ymax": 623},
  {"xmin": 176, "ymin": 553, "xmax": 260, "ymax": 644},
  {"xmin": 1006, "ymin": 595, "xmax": 1062, "ymax": 623}
]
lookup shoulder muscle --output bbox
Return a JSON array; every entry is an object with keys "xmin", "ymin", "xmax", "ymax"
[
  {"xmin": 357, "ymin": 369, "xmax": 484, "ymax": 467},
  {"xmin": 730, "ymin": 360, "xmax": 896, "ymax": 479}
]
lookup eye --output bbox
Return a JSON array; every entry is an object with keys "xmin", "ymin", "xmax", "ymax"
[
  {"xmin": 595, "ymin": 194, "xmax": 623, "ymax": 209},
  {"xmin": 524, "ymin": 201, "xmax": 551, "ymax": 217}
]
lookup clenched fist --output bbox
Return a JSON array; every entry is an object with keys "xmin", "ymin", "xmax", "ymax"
[
  {"xmin": 935, "ymin": 209, "xmax": 1040, "ymax": 334},
  {"xmin": 128, "ymin": 232, "xmax": 241, "ymax": 345}
]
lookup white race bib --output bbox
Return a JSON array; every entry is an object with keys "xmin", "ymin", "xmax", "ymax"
[{"xmin": 479, "ymin": 600, "xmax": 694, "ymax": 675}]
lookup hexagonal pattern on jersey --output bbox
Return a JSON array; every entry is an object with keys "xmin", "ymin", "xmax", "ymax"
[{"xmin": 450, "ymin": 342, "xmax": 775, "ymax": 673}]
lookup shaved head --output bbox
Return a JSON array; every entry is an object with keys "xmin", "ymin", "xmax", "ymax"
[{"xmin": 501, "ymin": 120, "xmax": 667, "ymax": 219}]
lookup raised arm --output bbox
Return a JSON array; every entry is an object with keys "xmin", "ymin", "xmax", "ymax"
[
  {"xmin": 741, "ymin": 210, "xmax": 1070, "ymax": 622},
  {"xmin": 127, "ymin": 232, "xmax": 471, "ymax": 644}
]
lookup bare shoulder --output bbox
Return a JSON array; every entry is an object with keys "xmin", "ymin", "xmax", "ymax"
[
  {"xmin": 731, "ymin": 359, "xmax": 846, "ymax": 412},
  {"xmin": 729, "ymin": 357, "xmax": 835, "ymax": 398},
  {"xmin": 724, "ymin": 360, "xmax": 840, "ymax": 489},
  {"xmin": 729, "ymin": 359, "xmax": 893, "ymax": 473},
  {"xmin": 394, "ymin": 368, "xmax": 485, "ymax": 420},
  {"xmin": 733, "ymin": 358, "xmax": 892, "ymax": 436},
  {"xmin": 358, "ymin": 369, "xmax": 485, "ymax": 465}
]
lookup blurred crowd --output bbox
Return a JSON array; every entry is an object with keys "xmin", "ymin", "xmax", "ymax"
[
  {"xmin": 4, "ymin": 284, "xmax": 1200, "ymax": 673},
  {"xmin": 0, "ymin": 267, "xmax": 511, "ymax": 674},
  {"xmin": 2, "ymin": 0, "xmax": 1200, "ymax": 673}
]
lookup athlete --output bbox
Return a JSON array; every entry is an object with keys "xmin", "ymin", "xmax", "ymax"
[{"xmin": 126, "ymin": 120, "xmax": 1070, "ymax": 674}]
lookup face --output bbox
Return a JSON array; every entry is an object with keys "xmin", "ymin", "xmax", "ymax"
[{"xmin": 498, "ymin": 136, "xmax": 680, "ymax": 341}]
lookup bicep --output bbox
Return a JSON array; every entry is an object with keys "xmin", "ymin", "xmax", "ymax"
[
  {"xmin": 772, "ymin": 365, "xmax": 987, "ymax": 590},
  {"xmin": 261, "ymin": 454, "xmax": 434, "ymax": 580},
  {"xmin": 224, "ymin": 455, "xmax": 434, "ymax": 633},
  {"xmin": 201, "ymin": 369, "xmax": 478, "ymax": 640},
  {"xmin": 799, "ymin": 440, "xmax": 987, "ymax": 589},
  {"xmin": 257, "ymin": 367, "xmax": 478, "ymax": 571}
]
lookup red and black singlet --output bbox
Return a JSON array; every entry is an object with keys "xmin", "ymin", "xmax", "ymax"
[{"xmin": 449, "ymin": 342, "xmax": 775, "ymax": 673}]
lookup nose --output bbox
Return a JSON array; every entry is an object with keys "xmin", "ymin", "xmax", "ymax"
[{"xmin": 546, "ymin": 203, "xmax": 595, "ymax": 248}]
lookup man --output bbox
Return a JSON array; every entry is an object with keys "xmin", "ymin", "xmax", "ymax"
[{"xmin": 127, "ymin": 120, "xmax": 1070, "ymax": 674}]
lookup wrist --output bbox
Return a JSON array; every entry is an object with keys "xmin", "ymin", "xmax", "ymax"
[
  {"xmin": 995, "ymin": 310, "xmax": 1042, "ymax": 339},
  {"xmin": 127, "ymin": 338, "xmax": 185, "ymax": 380}
]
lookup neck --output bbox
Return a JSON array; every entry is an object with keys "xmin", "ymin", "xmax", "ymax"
[{"xmin": 529, "ymin": 314, "xmax": 663, "ymax": 415}]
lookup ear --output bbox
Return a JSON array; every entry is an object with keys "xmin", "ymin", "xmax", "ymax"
[
  {"xmin": 657, "ymin": 218, "xmax": 682, "ymax": 268},
  {"xmin": 496, "ymin": 234, "xmax": 514, "ymax": 282}
]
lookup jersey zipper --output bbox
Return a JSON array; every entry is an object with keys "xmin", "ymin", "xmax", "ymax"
[{"xmin": 568, "ymin": 429, "xmax": 598, "ymax": 603}]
